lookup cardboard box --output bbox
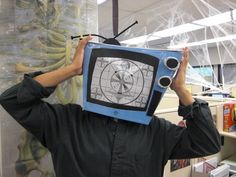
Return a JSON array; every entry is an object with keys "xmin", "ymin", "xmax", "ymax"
[{"xmin": 223, "ymin": 102, "xmax": 236, "ymax": 132}]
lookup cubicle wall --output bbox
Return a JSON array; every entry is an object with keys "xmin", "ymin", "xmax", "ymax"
[{"xmin": 155, "ymin": 93, "xmax": 236, "ymax": 177}]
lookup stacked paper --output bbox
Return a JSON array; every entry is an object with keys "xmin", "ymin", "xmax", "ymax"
[
  {"xmin": 192, "ymin": 157, "xmax": 230, "ymax": 177},
  {"xmin": 220, "ymin": 154, "xmax": 236, "ymax": 174}
]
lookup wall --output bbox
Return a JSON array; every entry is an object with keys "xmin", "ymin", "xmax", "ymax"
[{"xmin": 0, "ymin": 0, "xmax": 98, "ymax": 177}]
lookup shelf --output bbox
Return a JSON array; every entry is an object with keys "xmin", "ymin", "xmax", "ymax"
[{"xmin": 219, "ymin": 131, "xmax": 236, "ymax": 138}]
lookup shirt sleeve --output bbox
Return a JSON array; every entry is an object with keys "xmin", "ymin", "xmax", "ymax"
[
  {"xmin": 162, "ymin": 99, "xmax": 221, "ymax": 161},
  {"xmin": 0, "ymin": 72, "xmax": 82, "ymax": 151}
]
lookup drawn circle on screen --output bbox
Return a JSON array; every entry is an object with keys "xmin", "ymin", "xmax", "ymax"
[
  {"xmin": 99, "ymin": 59, "xmax": 145, "ymax": 105},
  {"xmin": 110, "ymin": 70, "xmax": 134, "ymax": 93}
]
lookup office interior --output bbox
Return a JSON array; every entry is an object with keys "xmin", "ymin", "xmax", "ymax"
[{"xmin": 0, "ymin": 0, "xmax": 236, "ymax": 176}]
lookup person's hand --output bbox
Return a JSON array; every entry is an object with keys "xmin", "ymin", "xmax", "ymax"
[
  {"xmin": 170, "ymin": 47, "xmax": 189, "ymax": 92},
  {"xmin": 71, "ymin": 35, "xmax": 93, "ymax": 75},
  {"xmin": 170, "ymin": 47, "xmax": 194, "ymax": 106}
]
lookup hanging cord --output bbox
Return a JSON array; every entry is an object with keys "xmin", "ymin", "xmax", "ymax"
[{"xmin": 112, "ymin": 0, "xmax": 119, "ymax": 36}]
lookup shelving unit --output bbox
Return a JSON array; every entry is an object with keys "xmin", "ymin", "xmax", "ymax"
[{"xmin": 219, "ymin": 131, "xmax": 236, "ymax": 138}]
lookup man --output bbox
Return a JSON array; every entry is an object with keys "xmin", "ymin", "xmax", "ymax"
[{"xmin": 0, "ymin": 35, "xmax": 221, "ymax": 177}]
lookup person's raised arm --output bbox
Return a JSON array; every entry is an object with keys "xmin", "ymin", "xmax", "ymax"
[
  {"xmin": 34, "ymin": 35, "xmax": 92, "ymax": 87},
  {"xmin": 170, "ymin": 47, "xmax": 194, "ymax": 106},
  {"xmin": 161, "ymin": 48, "xmax": 221, "ymax": 161}
]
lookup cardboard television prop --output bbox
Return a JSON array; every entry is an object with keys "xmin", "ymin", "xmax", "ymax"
[{"xmin": 83, "ymin": 42, "xmax": 182, "ymax": 124}]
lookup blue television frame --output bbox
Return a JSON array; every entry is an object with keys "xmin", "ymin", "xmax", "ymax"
[{"xmin": 83, "ymin": 42, "xmax": 182, "ymax": 125}]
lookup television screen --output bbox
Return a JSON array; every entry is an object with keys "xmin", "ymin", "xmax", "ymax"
[
  {"xmin": 87, "ymin": 48, "xmax": 158, "ymax": 111},
  {"xmin": 83, "ymin": 42, "xmax": 182, "ymax": 124}
]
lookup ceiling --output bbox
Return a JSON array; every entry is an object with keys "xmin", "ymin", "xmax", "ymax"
[
  {"xmin": 97, "ymin": 0, "xmax": 236, "ymax": 47},
  {"xmin": 98, "ymin": 0, "xmax": 161, "ymax": 31}
]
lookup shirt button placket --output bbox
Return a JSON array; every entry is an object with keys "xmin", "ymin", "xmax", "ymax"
[{"xmin": 110, "ymin": 121, "xmax": 123, "ymax": 177}]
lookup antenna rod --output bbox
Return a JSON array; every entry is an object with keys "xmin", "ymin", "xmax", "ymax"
[
  {"xmin": 71, "ymin": 34, "xmax": 107, "ymax": 40},
  {"xmin": 113, "ymin": 20, "xmax": 138, "ymax": 39}
]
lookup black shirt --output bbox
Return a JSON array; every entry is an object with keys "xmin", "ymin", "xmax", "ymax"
[{"xmin": 0, "ymin": 72, "xmax": 221, "ymax": 177}]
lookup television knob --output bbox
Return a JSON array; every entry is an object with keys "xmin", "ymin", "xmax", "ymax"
[
  {"xmin": 158, "ymin": 76, "xmax": 172, "ymax": 88},
  {"xmin": 164, "ymin": 57, "xmax": 180, "ymax": 70}
]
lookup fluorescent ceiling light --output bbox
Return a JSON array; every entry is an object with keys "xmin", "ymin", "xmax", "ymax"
[
  {"xmin": 121, "ymin": 9, "xmax": 236, "ymax": 45},
  {"xmin": 120, "ymin": 23, "xmax": 202, "ymax": 45},
  {"xmin": 120, "ymin": 24, "xmax": 201, "ymax": 45},
  {"xmin": 121, "ymin": 35, "xmax": 161, "ymax": 45},
  {"xmin": 153, "ymin": 23, "xmax": 202, "ymax": 38},
  {"xmin": 97, "ymin": 0, "xmax": 107, "ymax": 5},
  {"xmin": 193, "ymin": 9, "xmax": 236, "ymax": 26},
  {"xmin": 168, "ymin": 35, "xmax": 236, "ymax": 49}
]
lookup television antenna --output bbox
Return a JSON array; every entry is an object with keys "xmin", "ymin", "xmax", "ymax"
[
  {"xmin": 71, "ymin": 21, "xmax": 138, "ymax": 45},
  {"xmin": 72, "ymin": 0, "xmax": 138, "ymax": 45}
]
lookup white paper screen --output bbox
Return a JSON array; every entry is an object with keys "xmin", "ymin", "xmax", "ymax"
[{"xmin": 90, "ymin": 57, "xmax": 154, "ymax": 108}]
